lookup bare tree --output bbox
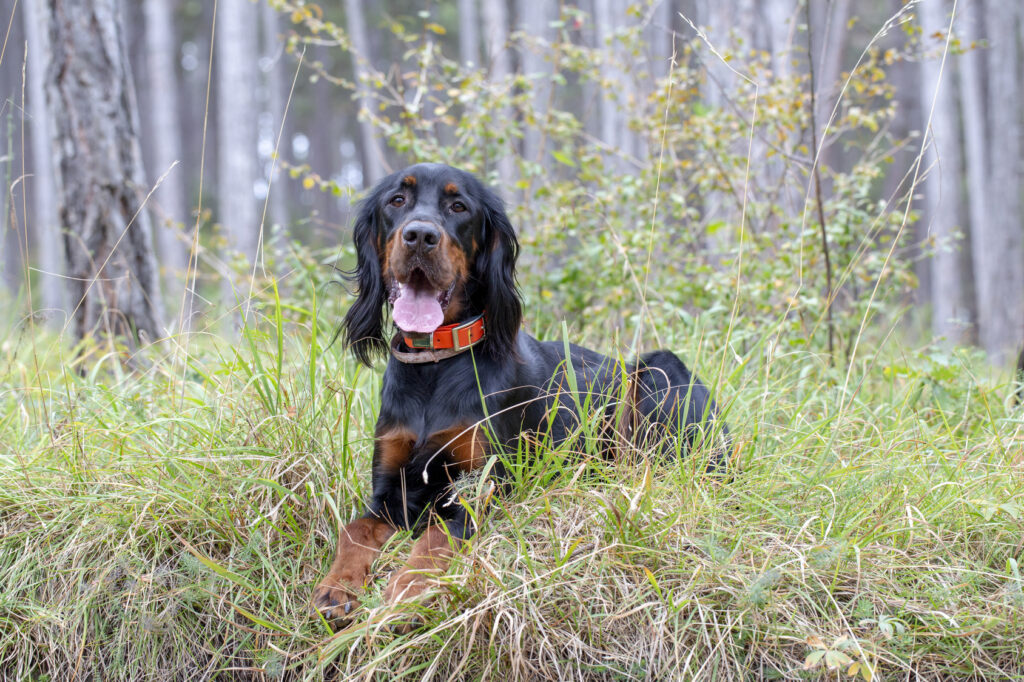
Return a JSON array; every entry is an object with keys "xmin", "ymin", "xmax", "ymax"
[
  {"xmin": 23, "ymin": 0, "xmax": 66, "ymax": 319},
  {"xmin": 344, "ymin": 0, "xmax": 385, "ymax": 185},
  {"xmin": 518, "ymin": 0, "xmax": 553, "ymax": 169},
  {"xmin": 919, "ymin": 0, "xmax": 972, "ymax": 344},
  {"xmin": 45, "ymin": 0, "xmax": 164, "ymax": 346},
  {"xmin": 593, "ymin": 0, "xmax": 639, "ymax": 164},
  {"xmin": 481, "ymin": 0, "xmax": 515, "ymax": 191},
  {"xmin": 144, "ymin": 0, "xmax": 189, "ymax": 307},
  {"xmin": 959, "ymin": 0, "xmax": 988, "ymax": 343},
  {"xmin": 459, "ymin": 0, "xmax": 481, "ymax": 66},
  {"xmin": 978, "ymin": 0, "xmax": 1023, "ymax": 361},
  {"xmin": 260, "ymin": 0, "xmax": 290, "ymax": 246},
  {"xmin": 216, "ymin": 0, "xmax": 260, "ymax": 306}
]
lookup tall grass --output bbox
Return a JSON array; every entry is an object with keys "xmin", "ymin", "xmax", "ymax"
[{"xmin": 1, "ymin": 287, "xmax": 1022, "ymax": 680}]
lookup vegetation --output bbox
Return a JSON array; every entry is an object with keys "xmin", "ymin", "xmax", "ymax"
[
  {"xmin": 2, "ymin": 287, "xmax": 1022, "ymax": 679},
  {"xmin": 1, "ymin": 1, "xmax": 1023, "ymax": 680}
]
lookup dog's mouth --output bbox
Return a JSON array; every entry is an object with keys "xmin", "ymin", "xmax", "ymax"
[{"xmin": 388, "ymin": 269, "xmax": 454, "ymax": 334}]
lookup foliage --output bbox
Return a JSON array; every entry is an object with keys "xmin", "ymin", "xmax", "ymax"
[{"xmin": 275, "ymin": 1, "xmax": 919, "ymax": 365}]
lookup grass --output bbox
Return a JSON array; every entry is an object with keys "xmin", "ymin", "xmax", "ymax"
[{"xmin": 1, "ymin": 290, "xmax": 1023, "ymax": 681}]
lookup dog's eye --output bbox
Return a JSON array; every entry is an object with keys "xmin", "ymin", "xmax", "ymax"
[
  {"xmin": 451, "ymin": 201, "xmax": 466, "ymax": 213},
  {"xmin": 389, "ymin": 195, "xmax": 405, "ymax": 207}
]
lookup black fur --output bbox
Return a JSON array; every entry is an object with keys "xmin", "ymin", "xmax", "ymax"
[{"xmin": 338, "ymin": 163, "xmax": 728, "ymax": 540}]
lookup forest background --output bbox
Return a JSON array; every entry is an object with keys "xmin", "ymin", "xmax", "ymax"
[{"xmin": 1, "ymin": 0, "xmax": 1023, "ymax": 679}]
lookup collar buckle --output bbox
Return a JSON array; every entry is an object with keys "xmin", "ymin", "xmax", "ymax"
[{"xmin": 451, "ymin": 314, "xmax": 484, "ymax": 351}]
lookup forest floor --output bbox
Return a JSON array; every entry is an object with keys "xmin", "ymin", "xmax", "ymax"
[{"xmin": 1, "ymin": 305, "xmax": 1023, "ymax": 681}]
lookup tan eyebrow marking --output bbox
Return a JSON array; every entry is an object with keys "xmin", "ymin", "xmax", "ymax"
[
  {"xmin": 402, "ymin": 175, "xmax": 417, "ymax": 187},
  {"xmin": 444, "ymin": 182, "xmax": 459, "ymax": 195}
]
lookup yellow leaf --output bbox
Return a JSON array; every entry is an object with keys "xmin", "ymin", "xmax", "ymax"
[
  {"xmin": 425, "ymin": 22, "xmax": 447, "ymax": 35},
  {"xmin": 805, "ymin": 635, "xmax": 825, "ymax": 649},
  {"xmin": 302, "ymin": 176, "xmax": 316, "ymax": 190}
]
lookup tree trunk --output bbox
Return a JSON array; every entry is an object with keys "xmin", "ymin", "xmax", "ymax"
[
  {"xmin": 216, "ymin": 0, "xmax": 260, "ymax": 304},
  {"xmin": 978, "ymin": 1, "xmax": 1023, "ymax": 361},
  {"xmin": 459, "ymin": 0, "xmax": 481, "ymax": 66},
  {"xmin": 481, "ymin": 0, "xmax": 516, "ymax": 192},
  {"xmin": 261, "ymin": 0, "xmax": 291, "ymax": 240},
  {"xmin": 344, "ymin": 0, "xmax": 385, "ymax": 185},
  {"xmin": 918, "ymin": 0, "xmax": 972, "ymax": 344},
  {"xmin": 45, "ymin": 0, "xmax": 164, "ymax": 346},
  {"xmin": 593, "ymin": 0, "xmax": 638, "ymax": 164},
  {"xmin": 517, "ymin": 0, "xmax": 552, "ymax": 169},
  {"xmin": 23, "ymin": 0, "xmax": 67, "ymax": 318},
  {"xmin": 143, "ymin": 0, "xmax": 189, "ymax": 306},
  {"xmin": 960, "ymin": 0, "xmax": 988, "ymax": 345}
]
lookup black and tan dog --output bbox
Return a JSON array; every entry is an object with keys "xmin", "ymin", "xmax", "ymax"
[{"xmin": 312, "ymin": 163, "xmax": 727, "ymax": 623}]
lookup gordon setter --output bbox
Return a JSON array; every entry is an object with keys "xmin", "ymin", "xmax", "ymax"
[{"xmin": 312, "ymin": 163, "xmax": 728, "ymax": 624}]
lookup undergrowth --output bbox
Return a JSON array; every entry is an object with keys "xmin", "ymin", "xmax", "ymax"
[{"xmin": 1, "ymin": 290, "xmax": 1022, "ymax": 680}]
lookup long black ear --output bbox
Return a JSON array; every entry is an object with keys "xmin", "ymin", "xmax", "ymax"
[
  {"xmin": 476, "ymin": 189, "xmax": 522, "ymax": 360},
  {"xmin": 342, "ymin": 194, "xmax": 388, "ymax": 366}
]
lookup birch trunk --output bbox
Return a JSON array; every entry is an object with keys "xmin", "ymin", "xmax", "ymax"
[
  {"xmin": 458, "ymin": 0, "xmax": 481, "ymax": 66},
  {"xmin": 217, "ymin": 0, "xmax": 260, "ymax": 306},
  {"xmin": 24, "ymin": 0, "xmax": 67, "ymax": 318},
  {"xmin": 978, "ymin": 1, "xmax": 1023, "ymax": 361},
  {"xmin": 345, "ymin": 0, "xmax": 385, "ymax": 185},
  {"xmin": 481, "ymin": 0, "xmax": 516, "ymax": 191},
  {"xmin": 919, "ymin": 0, "xmax": 972, "ymax": 344},
  {"xmin": 143, "ymin": 0, "xmax": 189, "ymax": 303}
]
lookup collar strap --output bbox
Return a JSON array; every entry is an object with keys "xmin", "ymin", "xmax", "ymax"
[
  {"xmin": 402, "ymin": 312, "xmax": 485, "ymax": 353},
  {"xmin": 391, "ymin": 313, "xmax": 486, "ymax": 364}
]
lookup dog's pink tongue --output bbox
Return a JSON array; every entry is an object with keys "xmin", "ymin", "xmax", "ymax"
[{"xmin": 393, "ymin": 286, "xmax": 444, "ymax": 333}]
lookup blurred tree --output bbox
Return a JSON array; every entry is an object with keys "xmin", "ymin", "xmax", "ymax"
[
  {"xmin": 144, "ymin": 0, "xmax": 190, "ymax": 319},
  {"xmin": 517, "ymin": 0, "xmax": 554, "ymax": 171},
  {"xmin": 977, "ymin": 0, "xmax": 1023, "ymax": 361},
  {"xmin": 458, "ymin": 0, "xmax": 481, "ymax": 66},
  {"xmin": 44, "ymin": 0, "xmax": 164, "ymax": 346},
  {"xmin": 260, "ymin": 0, "xmax": 290, "ymax": 247},
  {"xmin": 216, "ymin": 0, "xmax": 260, "ymax": 309},
  {"xmin": 481, "ymin": 0, "xmax": 514, "ymax": 192},
  {"xmin": 918, "ymin": 0, "xmax": 972, "ymax": 345},
  {"xmin": 23, "ymin": 0, "xmax": 66, "ymax": 320},
  {"xmin": 345, "ymin": 0, "xmax": 385, "ymax": 184}
]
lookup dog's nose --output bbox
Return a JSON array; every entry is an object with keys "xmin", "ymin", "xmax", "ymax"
[{"xmin": 402, "ymin": 221, "xmax": 441, "ymax": 253}]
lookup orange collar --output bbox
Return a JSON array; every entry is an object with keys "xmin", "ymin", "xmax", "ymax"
[{"xmin": 401, "ymin": 312, "xmax": 486, "ymax": 353}]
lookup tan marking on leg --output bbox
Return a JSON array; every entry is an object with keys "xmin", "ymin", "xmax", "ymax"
[
  {"xmin": 431, "ymin": 423, "xmax": 487, "ymax": 473},
  {"xmin": 312, "ymin": 517, "xmax": 396, "ymax": 623},
  {"xmin": 376, "ymin": 427, "xmax": 416, "ymax": 473},
  {"xmin": 383, "ymin": 523, "xmax": 455, "ymax": 606}
]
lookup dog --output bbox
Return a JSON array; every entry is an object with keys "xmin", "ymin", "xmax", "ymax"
[{"xmin": 312, "ymin": 163, "xmax": 728, "ymax": 624}]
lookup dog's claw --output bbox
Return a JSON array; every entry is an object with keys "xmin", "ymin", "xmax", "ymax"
[{"xmin": 312, "ymin": 582, "xmax": 359, "ymax": 626}]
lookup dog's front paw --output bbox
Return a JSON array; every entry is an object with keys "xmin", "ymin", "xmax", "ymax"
[
  {"xmin": 382, "ymin": 569, "xmax": 435, "ymax": 633},
  {"xmin": 311, "ymin": 579, "xmax": 360, "ymax": 625},
  {"xmin": 383, "ymin": 568, "xmax": 431, "ymax": 604}
]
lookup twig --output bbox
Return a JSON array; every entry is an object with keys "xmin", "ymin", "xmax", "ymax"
[{"xmin": 806, "ymin": 0, "xmax": 836, "ymax": 365}]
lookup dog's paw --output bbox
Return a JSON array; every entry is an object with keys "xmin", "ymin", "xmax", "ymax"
[
  {"xmin": 382, "ymin": 571, "xmax": 433, "ymax": 633},
  {"xmin": 383, "ymin": 568, "xmax": 431, "ymax": 605},
  {"xmin": 311, "ymin": 580, "xmax": 360, "ymax": 626}
]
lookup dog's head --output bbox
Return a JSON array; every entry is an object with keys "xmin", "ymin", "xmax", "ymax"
[{"xmin": 342, "ymin": 163, "xmax": 522, "ymax": 366}]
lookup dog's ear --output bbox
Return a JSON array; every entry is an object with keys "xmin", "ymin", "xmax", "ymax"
[
  {"xmin": 342, "ymin": 192, "xmax": 388, "ymax": 366},
  {"xmin": 476, "ymin": 189, "xmax": 523, "ymax": 360}
]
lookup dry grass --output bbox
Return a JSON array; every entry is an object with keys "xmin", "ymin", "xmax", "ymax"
[{"xmin": 1, "ymin": 298, "xmax": 1023, "ymax": 681}]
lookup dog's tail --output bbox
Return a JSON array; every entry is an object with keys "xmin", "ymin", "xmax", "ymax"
[{"xmin": 627, "ymin": 350, "xmax": 730, "ymax": 470}]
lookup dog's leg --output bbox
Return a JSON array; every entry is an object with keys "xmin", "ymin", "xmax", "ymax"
[
  {"xmin": 312, "ymin": 516, "xmax": 396, "ymax": 624},
  {"xmin": 383, "ymin": 523, "xmax": 454, "ymax": 604},
  {"xmin": 382, "ymin": 506, "xmax": 473, "ymax": 630}
]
